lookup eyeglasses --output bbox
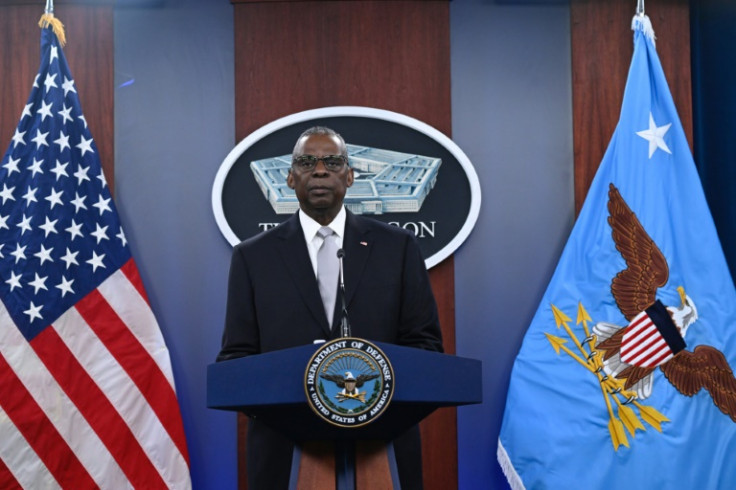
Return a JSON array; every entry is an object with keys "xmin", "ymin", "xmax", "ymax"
[{"xmin": 292, "ymin": 154, "xmax": 348, "ymax": 172}]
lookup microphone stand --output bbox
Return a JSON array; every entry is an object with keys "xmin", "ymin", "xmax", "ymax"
[{"xmin": 337, "ymin": 249, "xmax": 351, "ymax": 338}]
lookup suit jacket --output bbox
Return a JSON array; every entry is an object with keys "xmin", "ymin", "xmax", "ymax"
[{"xmin": 217, "ymin": 209, "xmax": 443, "ymax": 489}]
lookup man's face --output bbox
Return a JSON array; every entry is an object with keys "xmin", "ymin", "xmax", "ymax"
[{"xmin": 287, "ymin": 133, "xmax": 354, "ymax": 224}]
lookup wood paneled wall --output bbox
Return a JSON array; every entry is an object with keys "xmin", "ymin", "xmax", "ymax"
[
  {"xmin": 0, "ymin": 1, "xmax": 114, "ymax": 192},
  {"xmin": 571, "ymin": 0, "xmax": 692, "ymax": 211},
  {"xmin": 232, "ymin": 1, "xmax": 456, "ymax": 488}
]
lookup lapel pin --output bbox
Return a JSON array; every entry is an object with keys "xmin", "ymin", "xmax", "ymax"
[{"xmin": 360, "ymin": 241, "xmax": 368, "ymax": 246}]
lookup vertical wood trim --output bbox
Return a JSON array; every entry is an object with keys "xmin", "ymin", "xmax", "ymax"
[
  {"xmin": 233, "ymin": 1, "xmax": 456, "ymax": 488},
  {"xmin": 570, "ymin": 0, "xmax": 692, "ymax": 212},
  {"xmin": 0, "ymin": 4, "xmax": 114, "ymax": 193},
  {"xmin": 297, "ymin": 442, "xmax": 338, "ymax": 489},
  {"xmin": 354, "ymin": 441, "xmax": 393, "ymax": 489}
]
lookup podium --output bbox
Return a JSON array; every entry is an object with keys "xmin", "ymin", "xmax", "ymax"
[{"xmin": 207, "ymin": 341, "xmax": 482, "ymax": 489}]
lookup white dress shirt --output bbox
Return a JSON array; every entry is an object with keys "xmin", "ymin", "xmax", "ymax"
[{"xmin": 298, "ymin": 206, "xmax": 346, "ymax": 277}]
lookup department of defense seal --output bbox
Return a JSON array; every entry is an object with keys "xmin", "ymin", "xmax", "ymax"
[{"xmin": 304, "ymin": 338, "xmax": 394, "ymax": 428}]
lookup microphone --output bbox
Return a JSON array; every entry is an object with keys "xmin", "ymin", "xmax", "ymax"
[{"xmin": 336, "ymin": 249, "xmax": 351, "ymax": 337}]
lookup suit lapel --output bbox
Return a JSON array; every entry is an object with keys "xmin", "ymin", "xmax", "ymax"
[
  {"xmin": 342, "ymin": 211, "xmax": 371, "ymax": 309},
  {"xmin": 275, "ymin": 214, "xmax": 332, "ymax": 335}
]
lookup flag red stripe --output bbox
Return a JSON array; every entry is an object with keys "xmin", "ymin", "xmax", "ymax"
[
  {"xmin": 628, "ymin": 313, "xmax": 650, "ymax": 330},
  {"xmin": 626, "ymin": 317, "xmax": 654, "ymax": 337},
  {"xmin": 623, "ymin": 340, "xmax": 666, "ymax": 366},
  {"xmin": 0, "ymin": 354, "xmax": 95, "ymax": 489},
  {"xmin": 76, "ymin": 288, "xmax": 190, "ymax": 463},
  {"xmin": 30, "ymin": 327, "xmax": 167, "ymax": 489},
  {"xmin": 623, "ymin": 334, "xmax": 671, "ymax": 367},
  {"xmin": 622, "ymin": 325, "xmax": 658, "ymax": 357},
  {"xmin": 621, "ymin": 323, "xmax": 656, "ymax": 360},
  {"xmin": 120, "ymin": 258, "xmax": 150, "ymax": 304},
  {"xmin": 624, "ymin": 324, "xmax": 657, "ymax": 346},
  {"xmin": 628, "ymin": 323, "xmax": 656, "ymax": 343},
  {"xmin": 644, "ymin": 347, "xmax": 673, "ymax": 367},
  {"xmin": 0, "ymin": 455, "xmax": 22, "ymax": 490}
]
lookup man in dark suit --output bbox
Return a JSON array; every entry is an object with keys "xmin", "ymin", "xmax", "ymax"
[{"xmin": 217, "ymin": 126, "xmax": 443, "ymax": 489}]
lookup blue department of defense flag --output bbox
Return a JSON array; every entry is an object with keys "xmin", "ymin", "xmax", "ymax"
[
  {"xmin": 497, "ymin": 15, "xmax": 736, "ymax": 490},
  {"xmin": 0, "ymin": 23, "xmax": 191, "ymax": 488}
]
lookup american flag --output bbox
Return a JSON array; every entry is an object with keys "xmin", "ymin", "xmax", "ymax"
[{"xmin": 0, "ymin": 26, "xmax": 191, "ymax": 488}]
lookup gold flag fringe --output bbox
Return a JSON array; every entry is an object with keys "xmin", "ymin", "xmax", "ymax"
[{"xmin": 38, "ymin": 13, "xmax": 66, "ymax": 47}]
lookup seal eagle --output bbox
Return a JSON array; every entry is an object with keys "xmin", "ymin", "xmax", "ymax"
[
  {"xmin": 319, "ymin": 371, "xmax": 378, "ymax": 389},
  {"xmin": 593, "ymin": 183, "xmax": 736, "ymax": 422}
]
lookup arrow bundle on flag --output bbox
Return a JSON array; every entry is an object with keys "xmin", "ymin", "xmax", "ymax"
[
  {"xmin": 497, "ymin": 13, "xmax": 736, "ymax": 490},
  {"xmin": 0, "ymin": 16, "xmax": 191, "ymax": 489}
]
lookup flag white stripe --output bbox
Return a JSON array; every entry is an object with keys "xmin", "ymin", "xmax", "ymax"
[
  {"xmin": 53, "ymin": 293, "xmax": 190, "ymax": 488},
  {"xmin": 621, "ymin": 312, "xmax": 676, "ymax": 367},
  {"xmin": 624, "ymin": 337, "xmax": 668, "ymax": 365},
  {"xmin": 0, "ymin": 304, "xmax": 130, "ymax": 488},
  {"xmin": 97, "ymin": 269, "xmax": 176, "ymax": 389},
  {"xmin": 622, "ymin": 332, "xmax": 660, "ymax": 360},
  {"xmin": 628, "ymin": 311, "xmax": 650, "ymax": 326},
  {"xmin": 627, "ymin": 322, "xmax": 654, "ymax": 340},
  {"xmin": 646, "ymin": 351, "xmax": 674, "ymax": 367},
  {"xmin": 0, "ymin": 406, "xmax": 60, "ymax": 490},
  {"xmin": 622, "ymin": 323, "xmax": 659, "ymax": 357},
  {"xmin": 624, "ymin": 315, "xmax": 654, "ymax": 339}
]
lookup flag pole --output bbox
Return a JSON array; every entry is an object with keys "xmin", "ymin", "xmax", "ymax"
[
  {"xmin": 636, "ymin": 0, "xmax": 645, "ymax": 16},
  {"xmin": 38, "ymin": 0, "xmax": 67, "ymax": 46},
  {"xmin": 632, "ymin": 0, "xmax": 655, "ymax": 45}
]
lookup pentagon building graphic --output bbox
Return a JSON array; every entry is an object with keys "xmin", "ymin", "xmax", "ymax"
[{"xmin": 250, "ymin": 144, "xmax": 442, "ymax": 215}]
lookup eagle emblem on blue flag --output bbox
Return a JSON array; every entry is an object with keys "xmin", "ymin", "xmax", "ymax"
[
  {"xmin": 547, "ymin": 183, "xmax": 736, "ymax": 450},
  {"xmin": 545, "ymin": 184, "xmax": 736, "ymax": 450},
  {"xmin": 593, "ymin": 184, "xmax": 736, "ymax": 422}
]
